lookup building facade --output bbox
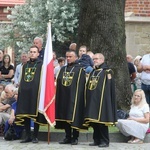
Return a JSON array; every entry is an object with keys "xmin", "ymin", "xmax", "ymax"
[
  {"xmin": 125, "ymin": 0, "xmax": 150, "ymax": 57},
  {"xmin": 0, "ymin": 0, "xmax": 25, "ymax": 64},
  {"xmin": 0, "ymin": 0, "xmax": 25, "ymax": 22}
]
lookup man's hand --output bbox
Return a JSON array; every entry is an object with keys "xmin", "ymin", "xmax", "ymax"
[
  {"xmin": 143, "ymin": 65, "xmax": 150, "ymax": 73},
  {"xmin": 8, "ymin": 116, "xmax": 15, "ymax": 125}
]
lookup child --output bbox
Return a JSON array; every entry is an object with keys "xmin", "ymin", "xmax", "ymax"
[{"xmin": 77, "ymin": 45, "xmax": 93, "ymax": 73}]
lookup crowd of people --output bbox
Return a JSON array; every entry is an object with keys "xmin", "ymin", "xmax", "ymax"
[
  {"xmin": 0, "ymin": 37, "xmax": 149, "ymax": 148},
  {"xmin": 118, "ymin": 53, "xmax": 150, "ymax": 143}
]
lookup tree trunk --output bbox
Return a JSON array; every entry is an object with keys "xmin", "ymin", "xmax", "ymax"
[{"xmin": 78, "ymin": 0, "xmax": 131, "ymax": 109}]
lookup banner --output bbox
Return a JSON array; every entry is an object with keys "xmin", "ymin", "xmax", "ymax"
[{"xmin": 39, "ymin": 22, "xmax": 55, "ymax": 126}]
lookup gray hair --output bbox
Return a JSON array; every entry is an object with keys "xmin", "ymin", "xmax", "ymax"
[
  {"xmin": 34, "ymin": 37, "xmax": 43, "ymax": 44},
  {"xmin": 21, "ymin": 51, "xmax": 28, "ymax": 56},
  {"xmin": 5, "ymin": 84, "xmax": 16, "ymax": 93}
]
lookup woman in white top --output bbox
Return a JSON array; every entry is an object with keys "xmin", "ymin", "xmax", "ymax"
[{"xmin": 117, "ymin": 89, "xmax": 149, "ymax": 144}]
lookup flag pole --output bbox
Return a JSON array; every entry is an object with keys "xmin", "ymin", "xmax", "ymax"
[{"xmin": 48, "ymin": 123, "xmax": 50, "ymax": 144}]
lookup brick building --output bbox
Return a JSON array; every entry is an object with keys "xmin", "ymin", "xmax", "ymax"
[
  {"xmin": 125, "ymin": 0, "xmax": 150, "ymax": 57},
  {"xmin": 125, "ymin": 0, "xmax": 150, "ymax": 17},
  {"xmin": 0, "ymin": 0, "xmax": 25, "ymax": 22},
  {"xmin": 0, "ymin": 0, "xmax": 25, "ymax": 63}
]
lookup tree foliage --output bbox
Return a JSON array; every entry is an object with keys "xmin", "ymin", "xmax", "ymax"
[{"xmin": 0, "ymin": 0, "xmax": 79, "ymax": 54}]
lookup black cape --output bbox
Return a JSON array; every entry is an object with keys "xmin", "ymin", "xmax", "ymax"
[
  {"xmin": 15, "ymin": 59, "xmax": 47, "ymax": 125},
  {"xmin": 55, "ymin": 62, "xmax": 86, "ymax": 130},
  {"xmin": 84, "ymin": 63, "xmax": 117, "ymax": 126}
]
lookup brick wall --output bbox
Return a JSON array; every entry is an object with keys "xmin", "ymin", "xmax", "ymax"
[
  {"xmin": 0, "ymin": 0, "xmax": 25, "ymax": 21},
  {"xmin": 125, "ymin": 0, "xmax": 150, "ymax": 17},
  {"xmin": 0, "ymin": 0, "xmax": 25, "ymax": 6},
  {"xmin": 0, "ymin": 7, "xmax": 9, "ymax": 21}
]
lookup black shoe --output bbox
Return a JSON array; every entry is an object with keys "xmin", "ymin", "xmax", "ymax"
[
  {"xmin": 98, "ymin": 143, "xmax": 109, "ymax": 148},
  {"xmin": 20, "ymin": 137, "xmax": 32, "ymax": 143},
  {"xmin": 32, "ymin": 137, "xmax": 39, "ymax": 143},
  {"xmin": 89, "ymin": 141, "xmax": 100, "ymax": 146},
  {"xmin": 59, "ymin": 138, "xmax": 71, "ymax": 144},
  {"xmin": 71, "ymin": 139, "xmax": 78, "ymax": 145}
]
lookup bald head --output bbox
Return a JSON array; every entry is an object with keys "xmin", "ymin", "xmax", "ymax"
[
  {"xmin": 66, "ymin": 50, "xmax": 78, "ymax": 64},
  {"xmin": 69, "ymin": 43, "xmax": 77, "ymax": 51},
  {"xmin": 126, "ymin": 54, "xmax": 133, "ymax": 63}
]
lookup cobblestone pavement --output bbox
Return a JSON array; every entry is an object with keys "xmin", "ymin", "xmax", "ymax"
[{"xmin": 0, "ymin": 137, "xmax": 149, "ymax": 150}]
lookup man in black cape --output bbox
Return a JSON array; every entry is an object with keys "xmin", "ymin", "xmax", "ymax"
[
  {"xmin": 15, "ymin": 46, "xmax": 47, "ymax": 143},
  {"xmin": 55, "ymin": 50, "xmax": 86, "ymax": 145},
  {"xmin": 84, "ymin": 53, "xmax": 117, "ymax": 148}
]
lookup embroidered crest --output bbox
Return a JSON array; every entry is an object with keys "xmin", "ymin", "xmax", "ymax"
[
  {"xmin": 24, "ymin": 67, "xmax": 36, "ymax": 82},
  {"xmin": 88, "ymin": 69, "xmax": 103, "ymax": 90},
  {"xmin": 88, "ymin": 76, "xmax": 99, "ymax": 90},
  {"xmin": 62, "ymin": 72, "xmax": 74, "ymax": 86}
]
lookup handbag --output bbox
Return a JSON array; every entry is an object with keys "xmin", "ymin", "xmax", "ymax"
[
  {"xmin": 117, "ymin": 109, "xmax": 129, "ymax": 119},
  {"xmin": 4, "ymin": 125, "xmax": 17, "ymax": 140}
]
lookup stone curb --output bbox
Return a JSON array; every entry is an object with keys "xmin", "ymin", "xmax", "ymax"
[{"xmin": 27, "ymin": 132, "xmax": 150, "ymax": 143}]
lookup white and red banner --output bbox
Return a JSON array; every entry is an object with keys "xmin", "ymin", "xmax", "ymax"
[{"xmin": 39, "ymin": 22, "xmax": 55, "ymax": 126}]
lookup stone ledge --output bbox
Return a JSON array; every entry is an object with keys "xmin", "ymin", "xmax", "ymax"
[
  {"xmin": 125, "ymin": 12, "xmax": 150, "ymax": 23},
  {"xmin": 26, "ymin": 132, "xmax": 150, "ymax": 143}
]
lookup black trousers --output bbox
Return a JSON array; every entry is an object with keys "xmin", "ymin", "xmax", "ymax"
[
  {"xmin": 24, "ymin": 117, "xmax": 39, "ymax": 138},
  {"xmin": 92, "ymin": 123, "xmax": 109, "ymax": 144},
  {"xmin": 65, "ymin": 122, "xmax": 79, "ymax": 140}
]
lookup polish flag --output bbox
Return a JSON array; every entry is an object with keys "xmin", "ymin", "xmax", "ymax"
[{"xmin": 39, "ymin": 22, "xmax": 55, "ymax": 126}]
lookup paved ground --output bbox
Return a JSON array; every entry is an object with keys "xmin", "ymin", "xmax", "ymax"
[{"xmin": 0, "ymin": 137, "xmax": 149, "ymax": 150}]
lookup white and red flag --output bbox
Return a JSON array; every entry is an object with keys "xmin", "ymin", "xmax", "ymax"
[{"xmin": 39, "ymin": 22, "xmax": 55, "ymax": 126}]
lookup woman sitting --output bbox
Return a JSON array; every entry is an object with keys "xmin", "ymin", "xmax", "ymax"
[
  {"xmin": 0, "ymin": 54, "xmax": 14, "ymax": 86},
  {"xmin": 117, "ymin": 89, "xmax": 149, "ymax": 144}
]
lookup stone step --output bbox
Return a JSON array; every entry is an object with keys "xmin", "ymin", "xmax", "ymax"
[{"xmin": 29, "ymin": 132, "xmax": 150, "ymax": 143}]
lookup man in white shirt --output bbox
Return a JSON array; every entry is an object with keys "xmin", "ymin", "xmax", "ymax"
[
  {"xmin": 14, "ymin": 52, "xmax": 28, "ymax": 87},
  {"xmin": 134, "ymin": 53, "xmax": 150, "ymax": 106}
]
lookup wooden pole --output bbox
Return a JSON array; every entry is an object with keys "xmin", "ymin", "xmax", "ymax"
[{"xmin": 48, "ymin": 124, "xmax": 50, "ymax": 144}]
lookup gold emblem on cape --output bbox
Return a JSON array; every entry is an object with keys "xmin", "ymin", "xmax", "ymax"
[
  {"xmin": 88, "ymin": 76, "xmax": 99, "ymax": 90},
  {"xmin": 24, "ymin": 67, "xmax": 36, "ymax": 82},
  {"xmin": 62, "ymin": 72, "xmax": 74, "ymax": 86}
]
